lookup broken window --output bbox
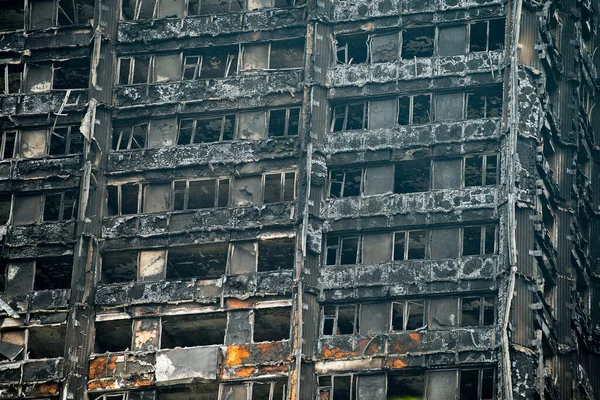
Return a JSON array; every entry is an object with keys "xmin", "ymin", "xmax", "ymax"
[
  {"xmin": 325, "ymin": 236, "xmax": 360, "ymax": 265},
  {"xmin": 469, "ymin": 19, "xmax": 505, "ymax": 52},
  {"xmin": 335, "ymin": 32, "xmax": 369, "ymax": 64},
  {"xmin": 24, "ymin": 63, "xmax": 53, "ymax": 92},
  {"xmin": 387, "ymin": 372, "xmax": 425, "ymax": 399},
  {"xmin": 112, "ymin": 122, "xmax": 148, "ymax": 150},
  {"xmin": 393, "ymin": 230, "xmax": 426, "ymax": 260},
  {"xmin": 402, "ymin": 26, "xmax": 435, "ymax": 58},
  {"xmin": 49, "ymin": 126, "xmax": 85, "ymax": 155},
  {"xmin": 138, "ymin": 250, "xmax": 166, "ymax": 282},
  {"xmin": 430, "ymin": 228, "xmax": 459, "ymax": 259},
  {"xmin": 157, "ymin": 385, "xmax": 219, "ymax": 400},
  {"xmin": 173, "ymin": 178, "xmax": 229, "ymax": 210},
  {"xmin": 435, "ymin": 92, "xmax": 464, "ymax": 121},
  {"xmin": 238, "ymin": 111, "xmax": 267, "ymax": 140},
  {"xmin": 19, "ymin": 129, "xmax": 47, "ymax": 158},
  {"xmin": 254, "ymin": 307, "xmax": 291, "ymax": 342},
  {"xmin": 153, "ymin": 54, "xmax": 182, "ymax": 83},
  {"xmin": 359, "ymin": 303, "xmax": 389, "ymax": 334},
  {"xmin": 0, "ymin": 64, "xmax": 23, "ymax": 94},
  {"xmin": 122, "ymin": 0, "xmax": 157, "ymax": 20},
  {"xmin": 362, "ymin": 233, "xmax": 392, "ymax": 264},
  {"xmin": 0, "ymin": 329, "xmax": 25, "ymax": 361},
  {"xmin": 56, "ymin": 0, "xmax": 95, "ymax": 26},
  {"xmin": 462, "ymin": 226, "xmax": 496, "ymax": 256},
  {"xmin": 29, "ymin": 0, "xmax": 56, "ymax": 30},
  {"xmin": 397, "ymin": 94, "xmax": 432, "ymax": 125},
  {"xmin": 321, "ymin": 305, "xmax": 359, "ymax": 335},
  {"xmin": 34, "ymin": 256, "xmax": 73, "ymax": 290},
  {"xmin": 0, "ymin": 196, "xmax": 11, "ymax": 225},
  {"xmin": 232, "ymin": 175, "xmax": 262, "ymax": 205},
  {"xmin": 331, "ymin": 103, "xmax": 368, "ymax": 131},
  {"xmin": 427, "ymin": 368, "xmax": 496, "ymax": 399},
  {"xmin": 0, "ymin": 1, "xmax": 25, "ymax": 32},
  {"xmin": 178, "ymin": 115, "xmax": 236, "ymax": 144},
  {"xmin": 166, "ymin": 243, "xmax": 228, "ymax": 280},
  {"xmin": 268, "ymin": 107, "xmax": 301, "ymax": 137},
  {"xmin": 466, "ymin": 87, "xmax": 503, "ymax": 119},
  {"xmin": 95, "ymin": 319, "xmax": 132, "ymax": 352},
  {"xmin": 438, "ymin": 25, "xmax": 468, "ymax": 56},
  {"xmin": 147, "ymin": 118, "xmax": 177, "ymax": 148},
  {"xmin": 187, "ymin": 0, "xmax": 243, "ymax": 16},
  {"xmin": 161, "ymin": 313, "xmax": 226, "ymax": 348},
  {"xmin": 12, "ymin": 194, "xmax": 43, "ymax": 225},
  {"xmin": 432, "ymin": 158, "xmax": 462, "ymax": 189},
  {"xmin": 229, "ymin": 241, "xmax": 257, "ymax": 274},
  {"xmin": 53, "ymin": 59, "xmax": 90, "ymax": 89},
  {"xmin": 429, "ymin": 298, "xmax": 458, "ymax": 328},
  {"xmin": 368, "ymin": 99, "xmax": 397, "ymax": 130},
  {"xmin": 107, "ymin": 182, "xmax": 142, "ymax": 215},
  {"xmin": 394, "ymin": 159, "xmax": 431, "ymax": 193},
  {"xmin": 370, "ymin": 32, "xmax": 400, "ymax": 63},
  {"xmin": 251, "ymin": 380, "xmax": 287, "ymax": 400},
  {"xmin": 270, "ymin": 39, "xmax": 305, "ymax": 69},
  {"xmin": 362, "ymin": 165, "xmax": 393, "ymax": 195},
  {"xmin": 319, "ymin": 375, "xmax": 358, "ymax": 400},
  {"xmin": 118, "ymin": 56, "xmax": 151, "ymax": 85},
  {"xmin": 329, "ymin": 169, "xmax": 362, "ymax": 197},
  {"xmin": 464, "ymin": 154, "xmax": 498, "ymax": 186},
  {"xmin": 4, "ymin": 261, "xmax": 34, "ymax": 295},
  {"xmin": 263, "ymin": 172, "xmax": 295, "ymax": 203},
  {"xmin": 101, "ymin": 251, "xmax": 138, "ymax": 284},
  {"xmin": 183, "ymin": 46, "xmax": 237, "ymax": 79},
  {"xmin": 28, "ymin": 325, "xmax": 66, "ymax": 359},
  {"xmin": 391, "ymin": 300, "xmax": 425, "ymax": 331},
  {"xmin": 0, "ymin": 131, "xmax": 18, "ymax": 160},
  {"xmin": 258, "ymin": 238, "xmax": 295, "ymax": 272},
  {"xmin": 241, "ymin": 43, "xmax": 269, "ymax": 71},
  {"xmin": 461, "ymin": 296, "xmax": 495, "ymax": 327},
  {"xmin": 43, "ymin": 190, "xmax": 78, "ymax": 221}
]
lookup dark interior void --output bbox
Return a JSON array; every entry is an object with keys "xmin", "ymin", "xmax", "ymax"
[
  {"xmin": 178, "ymin": 115, "xmax": 235, "ymax": 144},
  {"xmin": 329, "ymin": 169, "xmax": 362, "ymax": 197},
  {"xmin": 402, "ymin": 26, "xmax": 435, "ymax": 58},
  {"xmin": 57, "ymin": 0, "xmax": 95, "ymax": 26},
  {"xmin": 268, "ymin": 108, "xmax": 300, "ymax": 137},
  {"xmin": 161, "ymin": 313, "xmax": 226, "ymax": 348},
  {"xmin": 95, "ymin": 319, "xmax": 132, "ymax": 353},
  {"xmin": 257, "ymin": 238, "xmax": 295, "ymax": 272},
  {"xmin": 461, "ymin": 296, "xmax": 495, "ymax": 326},
  {"xmin": 0, "ymin": 0, "xmax": 24, "ymax": 31},
  {"xmin": 183, "ymin": 45, "xmax": 238, "ymax": 79},
  {"xmin": 252, "ymin": 380, "xmax": 287, "ymax": 400},
  {"xmin": 388, "ymin": 372, "xmax": 425, "ymax": 398},
  {"xmin": 187, "ymin": 0, "xmax": 243, "ymax": 16},
  {"xmin": 254, "ymin": 307, "xmax": 291, "ymax": 342},
  {"xmin": 53, "ymin": 59, "xmax": 90, "ymax": 89},
  {"xmin": 156, "ymin": 384, "xmax": 219, "ymax": 400},
  {"xmin": 460, "ymin": 368, "xmax": 495, "ymax": 400},
  {"xmin": 28, "ymin": 325, "xmax": 66, "ymax": 359},
  {"xmin": 102, "ymin": 251, "xmax": 138, "ymax": 283},
  {"xmin": 263, "ymin": 172, "xmax": 295, "ymax": 203},
  {"xmin": 392, "ymin": 300, "xmax": 425, "ymax": 331},
  {"xmin": 336, "ymin": 33, "xmax": 369, "ymax": 64},
  {"xmin": 470, "ymin": 19, "xmax": 505, "ymax": 52},
  {"xmin": 0, "ymin": 260, "xmax": 6, "ymax": 292},
  {"xmin": 49, "ymin": 126, "xmax": 85, "ymax": 156},
  {"xmin": 0, "ymin": 195, "xmax": 11, "ymax": 225},
  {"xmin": 34, "ymin": 256, "xmax": 73, "ymax": 290},
  {"xmin": 394, "ymin": 159, "xmax": 431, "ymax": 193},
  {"xmin": 43, "ymin": 190, "xmax": 78, "ymax": 221},
  {"xmin": 166, "ymin": 243, "xmax": 228, "ymax": 280},
  {"xmin": 270, "ymin": 39, "xmax": 305, "ymax": 69}
]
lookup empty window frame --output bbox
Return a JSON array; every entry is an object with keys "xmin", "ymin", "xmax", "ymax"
[
  {"xmin": 335, "ymin": 32, "xmax": 369, "ymax": 65},
  {"xmin": 329, "ymin": 169, "xmax": 362, "ymax": 197},
  {"xmin": 107, "ymin": 183, "xmax": 143, "ymax": 216},
  {"xmin": 161, "ymin": 313, "xmax": 226, "ymax": 348},
  {"xmin": 462, "ymin": 226, "xmax": 496, "ymax": 256},
  {"xmin": 397, "ymin": 94, "xmax": 432, "ymax": 125},
  {"xmin": 401, "ymin": 26, "xmax": 435, "ymax": 58},
  {"xmin": 393, "ymin": 230, "xmax": 427, "ymax": 260},
  {"xmin": 253, "ymin": 307, "xmax": 291, "ymax": 342},
  {"xmin": 0, "ymin": 64, "xmax": 23, "ymax": 94},
  {"xmin": 112, "ymin": 122, "xmax": 148, "ymax": 150},
  {"xmin": 43, "ymin": 190, "xmax": 78, "ymax": 221},
  {"xmin": 267, "ymin": 107, "xmax": 301, "ymax": 137},
  {"xmin": 249, "ymin": 380, "xmax": 288, "ymax": 400},
  {"xmin": 34, "ymin": 256, "xmax": 73, "ymax": 290},
  {"xmin": 387, "ymin": 372, "xmax": 426, "ymax": 399},
  {"xmin": 0, "ymin": 131, "xmax": 18, "ymax": 160},
  {"xmin": 166, "ymin": 243, "xmax": 228, "ymax": 280},
  {"xmin": 391, "ymin": 300, "xmax": 426, "ymax": 331},
  {"xmin": 101, "ymin": 251, "xmax": 138, "ymax": 283},
  {"xmin": 28, "ymin": 0, "xmax": 57, "ymax": 30},
  {"xmin": 464, "ymin": 154, "xmax": 498, "ymax": 186},
  {"xmin": 241, "ymin": 39, "xmax": 305, "ymax": 71},
  {"xmin": 173, "ymin": 178, "xmax": 230, "ymax": 210},
  {"xmin": 117, "ymin": 56, "xmax": 151, "ymax": 85},
  {"xmin": 187, "ymin": 0, "xmax": 243, "ymax": 16},
  {"xmin": 427, "ymin": 368, "xmax": 495, "ymax": 400},
  {"xmin": 460, "ymin": 296, "xmax": 495, "ymax": 327},
  {"xmin": 182, "ymin": 46, "xmax": 237, "ymax": 79},
  {"xmin": 394, "ymin": 159, "xmax": 431, "ymax": 194},
  {"xmin": 95, "ymin": 319, "xmax": 133, "ymax": 352},
  {"xmin": 325, "ymin": 236, "xmax": 361, "ymax": 265},
  {"xmin": 469, "ymin": 19, "xmax": 505, "ymax": 52},
  {"xmin": 177, "ymin": 115, "xmax": 236, "ymax": 144},
  {"xmin": 49, "ymin": 126, "xmax": 85, "ymax": 155},
  {"xmin": 52, "ymin": 59, "xmax": 90, "ymax": 89},
  {"xmin": 263, "ymin": 172, "xmax": 295, "ymax": 203},
  {"xmin": 331, "ymin": 103, "xmax": 368, "ymax": 132},
  {"xmin": 321, "ymin": 305, "xmax": 359, "ymax": 336},
  {"xmin": 466, "ymin": 87, "xmax": 503, "ymax": 119},
  {"xmin": 318, "ymin": 375, "xmax": 358, "ymax": 400},
  {"xmin": 122, "ymin": 0, "xmax": 158, "ymax": 20}
]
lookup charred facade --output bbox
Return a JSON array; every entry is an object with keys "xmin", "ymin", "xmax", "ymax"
[{"xmin": 0, "ymin": 0, "xmax": 599, "ymax": 398}]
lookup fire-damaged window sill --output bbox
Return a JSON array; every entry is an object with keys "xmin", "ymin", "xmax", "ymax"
[
  {"xmin": 0, "ymin": 90, "xmax": 87, "ymax": 117},
  {"xmin": 0, "ymin": 155, "xmax": 82, "ymax": 181},
  {"xmin": 118, "ymin": 7, "xmax": 307, "ymax": 43},
  {"xmin": 6, "ymin": 221, "xmax": 77, "ymax": 246},
  {"xmin": 107, "ymin": 137, "xmax": 300, "ymax": 173},
  {"xmin": 1, "ymin": 289, "xmax": 71, "ymax": 314},
  {"xmin": 95, "ymin": 271, "xmax": 293, "ymax": 307},
  {"xmin": 0, "ymin": 358, "xmax": 64, "ymax": 383},
  {"xmin": 102, "ymin": 202, "xmax": 298, "ymax": 239},
  {"xmin": 327, "ymin": 51, "xmax": 503, "ymax": 88},
  {"xmin": 331, "ymin": 0, "xmax": 502, "ymax": 21},
  {"xmin": 113, "ymin": 71, "xmax": 303, "ymax": 107}
]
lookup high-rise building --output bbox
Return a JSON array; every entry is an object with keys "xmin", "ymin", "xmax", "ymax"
[{"xmin": 0, "ymin": 0, "xmax": 599, "ymax": 398}]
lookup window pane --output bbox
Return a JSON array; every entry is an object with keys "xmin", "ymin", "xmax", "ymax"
[
  {"xmin": 194, "ymin": 117, "xmax": 222, "ymax": 143},
  {"xmin": 346, "ymin": 103, "xmax": 365, "ymax": 130},
  {"xmin": 461, "ymin": 297, "xmax": 481, "ymax": 327},
  {"xmin": 288, "ymin": 107, "xmax": 300, "ymax": 135},
  {"xmin": 393, "ymin": 231, "xmax": 406, "ymax": 261},
  {"xmin": 343, "ymin": 170, "xmax": 362, "ymax": 197},
  {"xmin": 462, "ymin": 226, "xmax": 482, "ymax": 256},
  {"xmin": 337, "ymin": 306, "xmax": 356, "ymax": 334},
  {"xmin": 412, "ymin": 94, "xmax": 431, "ymax": 124},
  {"xmin": 464, "ymin": 156, "xmax": 483, "ymax": 187},
  {"xmin": 268, "ymin": 109, "xmax": 286, "ymax": 137},
  {"xmin": 188, "ymin": 180, "xmax": 215, "ymax": 209},
  {"xmin": 407, "ymin": 230, "xmax": 426, "ymax": 259},
  {"xmin": 340, "ymin": 237, "xmax": 359, "ymax": 265},
  {"xmin": 485, "ymin": 155, "xmax": 498, "ymax": 185},
  {"xmin": 405, "ymin": 300, "xmax": 424, "ymax": 330}
]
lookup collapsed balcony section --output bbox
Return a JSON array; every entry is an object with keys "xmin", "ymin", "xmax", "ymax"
[
  {"xmin": 89, "ymin": 300, "xmax": 293, "ymax": 391},
  {"xmin": 96, "ymin": 234, "xmax": 296, "ymax": 307}
]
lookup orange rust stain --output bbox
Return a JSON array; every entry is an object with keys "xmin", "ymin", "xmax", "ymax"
[
  {"xmin": 88, "ymin": 357, "xmax": 107, "ymax": 379},
  {"xmin": 36, "ymin": 383, "xmax": 59, "ymax": 395},
  {"xmin": 134, "ymin": 377, "xmax": 153, "ymax": 387},
  {"xmin": 322, "ymin": 346, "xmax": 352, "ymax": 359},
  {"xmin": 409, "ymin": 333, "xmax": 421, "ymax": 341},
  {"xmin": 106, "ymin": 355, "xmax": 118, "ymax": 374},
  {"xmin": 234, "ymin": 366, "xmax": 255, "ymax": 378},
  {"xmin": 88, "ymin": 380, "xmax": 117, "ymax": 391},
  {"xmin": 226, "ymin": 345, "xmax": 251, "ymax": 366},
  {"xmin": 227, "ymin": 298, "xmax": 255, "ymax": 308},
  {"xmin": 388, "ymin": 359, "xmax": 408, "ymax": 369}
]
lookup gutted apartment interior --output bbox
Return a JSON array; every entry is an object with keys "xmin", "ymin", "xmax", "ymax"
[{"xmin": 0, "ymin": 0, "xmax": 599, "ymax": 398}]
